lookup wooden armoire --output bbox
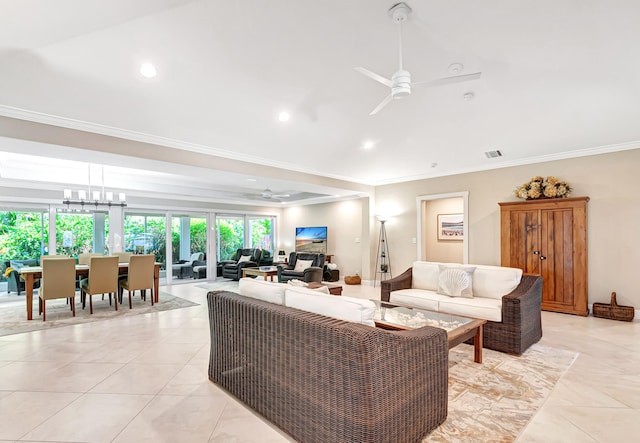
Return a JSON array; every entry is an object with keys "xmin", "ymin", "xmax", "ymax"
[{"xmin": 499, "ymin": 197, "xmax": 589, "ymax": 316}]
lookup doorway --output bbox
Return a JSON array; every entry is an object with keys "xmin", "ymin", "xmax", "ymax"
[{"xmin": 416, "ymin": 192, "xmax": 468, "ymax": 263}]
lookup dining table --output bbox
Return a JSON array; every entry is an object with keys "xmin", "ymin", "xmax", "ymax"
[{"xmin": 19, "ymin": 262, "xmax": 161, "ymax": 320}]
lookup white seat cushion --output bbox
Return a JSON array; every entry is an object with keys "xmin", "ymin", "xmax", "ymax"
[
  {"xmin": 389, "ymin": 289, "xmax": 451, "ymax": 311},
  {"xmin": 285, "ymin": 290, "xmax": 375, "ymax": 326},
  {"xmin": 238, "ymin": 278, "xmax": 285, "ymax": 305},
  {"xmin": 438, "ymin": 296, "xmax": 502, "ymax": 322}
]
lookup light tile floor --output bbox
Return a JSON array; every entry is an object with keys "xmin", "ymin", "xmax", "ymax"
[{"xmin": 0, "ymin": 281, "xmax": 638, "ymax": 442}]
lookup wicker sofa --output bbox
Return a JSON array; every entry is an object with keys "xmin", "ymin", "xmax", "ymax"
[
  {"xmin": 207, "ymin": 290, "xmax": 448, "ymax": 443},
  {"xmin": 381, "ymin": 262, "xmax": 542, "ymax": 355}
]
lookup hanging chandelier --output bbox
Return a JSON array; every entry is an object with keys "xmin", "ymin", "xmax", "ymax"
[{"xmin": 62, "ymin": 164, "xmax": 127, "ymax": 210}]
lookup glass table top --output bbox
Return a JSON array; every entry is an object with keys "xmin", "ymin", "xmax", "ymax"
[{"xmin": 371, "ymin": 300, "xmax": 473, "ymax": 331}]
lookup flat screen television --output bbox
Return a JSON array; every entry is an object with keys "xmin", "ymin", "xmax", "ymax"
[{"xmin": 295, "ymin": 226, "xmax": 328, "ymax": 254}]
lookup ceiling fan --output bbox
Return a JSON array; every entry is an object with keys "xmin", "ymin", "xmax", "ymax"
[
  {"xmin": 355, "ymin": 2, "xmax": 482, "ymax": 115},
  {"xmin": 259, "ymin": 188, "xmax": 290, "ymax": 200}
]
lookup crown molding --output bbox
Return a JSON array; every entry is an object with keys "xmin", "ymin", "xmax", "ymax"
[
  {"xmin": 371, "ymin": 140, "xmax": 640, "ymax": 186},
  {"xmin": 0, "ymin": 105, "xmax": 375, "ymax": 186}
]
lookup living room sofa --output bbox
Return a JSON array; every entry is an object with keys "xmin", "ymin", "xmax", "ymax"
[
  {"xmin": 381, "ymin": 261, "xmax": 542, "ymax": 355},
  {"xmin": 207, "ymin": 279, "xmax": 448, "ymax": 443}
]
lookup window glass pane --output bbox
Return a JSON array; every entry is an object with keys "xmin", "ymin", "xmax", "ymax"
[
  {"xmin": 55, "ymin": 211, "xmax": 109, "ymax": 257},
  {"xmin": 216, "ymin": 216, "xmax": 244, "ymax": 261},
  {"xmin": 249, "ymin": 217, "xmax": 274, "ymax": 254},
  {"xmin": 1, "ymin": 210, "xmax": 49, "ymax": 282},
  {"xmin": 124, "ymin": 213, "xmax": 166, "ymax": 271},
  {"xmin": 171, "ymin": 214, "xmax": 206, "ymax": 279}
]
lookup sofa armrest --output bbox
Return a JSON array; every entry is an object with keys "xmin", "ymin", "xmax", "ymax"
[
  {"xmin": 380, "ymin": 267, "xmax": 413, "ymax": 302},
  {"xmin": 236, "ymin": 261, "xmax": 258, "ymax": 270},
  {"xmin": 501, "ymin": 275, "xmax": 543, "ymax": 324},
  {"xmin": 302, "ymin": 266, "xmax": 323, "ymax": 283}
]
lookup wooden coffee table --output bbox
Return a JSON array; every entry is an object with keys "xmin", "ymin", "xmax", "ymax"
[
  {"xmin": 306, "ymin": 282, "xmax": 343, "ymax": 296},
  {"xmin": 371, "ymin": 300, "xmax": 487, "ymax": 363},
  {"xmin": 242, "ymin": 266, "xmax": 279, "ymax": 281}
]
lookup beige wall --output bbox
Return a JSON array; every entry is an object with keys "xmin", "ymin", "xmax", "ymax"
[
  {"xmin": 375, "ymin": 148, "xmax": 640, "ymax": 308},
  {"xmin": 280, "ymin": 198, "xmax": 372, "ymax": 279},
  {"xmin": 422, "ymin": 197, "xmax": 464, "ymax": 262}
]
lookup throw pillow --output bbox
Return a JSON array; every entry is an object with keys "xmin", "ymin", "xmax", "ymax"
[
  {"xmin": 237, "ymin": 255, "xmax": 252, "ymax": 263},
  {"xmin": 293, "ymin": 259, "xmax": 314, "ymax": 272},
  {"xmin": 436, "ymin": 265, "xmax": 476, "ymax": 298}
]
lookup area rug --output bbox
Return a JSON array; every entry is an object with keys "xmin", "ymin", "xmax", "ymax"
[
  {"xmin": 424, "ymin": 343, "xmax": 578, "ymax": 442},
  {"xmin": 0, "ymin": 291, "xmax": 198, "ymax": 337}
]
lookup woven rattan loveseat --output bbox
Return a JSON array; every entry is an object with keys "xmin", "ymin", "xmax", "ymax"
[
  {"xmin": 207, "ymin": 290, "xmax": 448, "ymax": 443},
  {"xmin": 381, "ymin": 263, "xmax": 543, "ymax": 356}
]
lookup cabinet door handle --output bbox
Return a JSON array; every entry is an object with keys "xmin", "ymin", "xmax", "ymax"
[
  {"xmin": 533, "ymin": 251, "xmax": 540, "ymax": 255},
  {"xmin": 540, "ymin": 256, "xmax": 546, "ymax": 260}
]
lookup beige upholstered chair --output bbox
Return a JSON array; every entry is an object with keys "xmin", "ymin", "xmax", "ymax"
[
  {"xmin": 41, "ymin": 255, "xmax": 69, "ymax": 260},
  {"xmin": 112, "ymin": 252, "xmax": 134, "ymax": 263},
  {"xmin": 38, "ymin": 257, "xmax": 76, "ymax": 321},
  {"xmin": 78, "ymin": 253, "xmax": 103, "ymax": 265},
  {"xmin": 119, "ymin": 254, "xmax": 155, "ymax": 309},
  {"xmin": 80, "ymin": 256, "xmax": 119, "ymax": 314}
]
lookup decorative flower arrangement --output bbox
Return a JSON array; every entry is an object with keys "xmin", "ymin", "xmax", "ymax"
[{"xmin": 514, "ymin": 176, "xmax": 572, "ymax": 200}]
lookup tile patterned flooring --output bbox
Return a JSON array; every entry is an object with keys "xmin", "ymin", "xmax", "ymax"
[{"xmin": 0, "ymin": 281, "xmax": 639, "ymax": 442}]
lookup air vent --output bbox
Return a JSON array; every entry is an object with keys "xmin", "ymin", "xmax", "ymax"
[{"xmin": 484, "ymin": 150, "xmax": 503, "ymax": 159}]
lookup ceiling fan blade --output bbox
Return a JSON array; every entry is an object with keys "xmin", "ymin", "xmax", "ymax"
[
  {"xmin": 413, "ymin": 72, "xmax": 482, "ymax": 88},
  {"xmin": 369, "ymin": 94, "xmax": 394, "ymax": 115},
  {"xmin": 354, "ymin": 67, "xmax": 393, "ymax": 87},
  {"xmin": 272, "ymin": 194, "xmax": 290, "ymax": 198}
]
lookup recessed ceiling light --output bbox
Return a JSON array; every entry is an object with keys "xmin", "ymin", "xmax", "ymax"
[
  {"xmin": 448, "ymin": 63, "xmax": 464, "ymax": 74},
  {"xmin": 278, "ymin": 111, "xmax": 291, "ymax": 122},
  {"xmin": 363, "ymin": 141, "xmax": 374, "ymax": 150},
  {"xmin": 140, "ymin": 63, "xmax": 157, "ymax": 78},
  {"xmin": 463, "ymin": 92, "xmax": 475, "ymax": 101}
]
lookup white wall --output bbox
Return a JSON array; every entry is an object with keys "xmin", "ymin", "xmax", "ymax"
[{"xmin": 280, "ymin": 198, "xmax": 371, "ymax": 280}]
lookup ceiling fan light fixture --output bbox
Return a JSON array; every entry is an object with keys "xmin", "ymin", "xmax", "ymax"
[{"xmin": 391, "ymin": 70, "xmax": 411, "ymax": 98}]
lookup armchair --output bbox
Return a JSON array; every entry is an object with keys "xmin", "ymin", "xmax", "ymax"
[
  {"xmin": 277, "ymin": 252, "xmax": 325, "ymax": 283},
  {"xmin": 259, "ymin": 249, "xmax": 274, "ymax": 266},
  {"xmin": 222, "ymin": 248, "xmax": 261, "ymax": 280},
  {"xmin": 5, "ymin": 259, "xmax": 39, "ymax": 295},
  {"xmin": 171, "ymin": 252, "xmax": 204, "ymax": 279}
]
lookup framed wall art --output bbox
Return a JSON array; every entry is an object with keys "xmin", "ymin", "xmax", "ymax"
[{"xmin": 437, "ymin": 213, "xmax": 464, "ymax": 241}]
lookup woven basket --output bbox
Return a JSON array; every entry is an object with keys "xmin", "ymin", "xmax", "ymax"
[
  {"xmin": 592, "ymin": 292, "xmax": 635, "ymax": 322},
  {"xmin": 344, "ymin": 275, "xmax": 361, "ymax": 285}
]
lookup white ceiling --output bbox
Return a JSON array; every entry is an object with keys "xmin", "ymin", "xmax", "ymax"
[{"xmin": 1, "ymin": 0, "xmax": 639, "ymax": 204}]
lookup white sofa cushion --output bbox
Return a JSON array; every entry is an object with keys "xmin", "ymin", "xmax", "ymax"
[
  {"xmin": 285, "ymin": 290, "xmax": 376, "ymax": 326},
  {"xmin": 438, "ymin": 296, "xmax": 503, "ymax": 322},
  {"xmin": 285, "ymin": 284, "xmax": 330, "ymax": 295},
  {"xmin": 238, "ymin": 278, "xmax": 285, "ymax": 305},
  {"xmin": 411, "ymin": 261, "xmax": 441, "ymax": 291},
  {"xmin": 389, "ymin": 289, "xmax": 451, "ymax": 311},
  {"xmin": 470, "ymin": 264, "xmax": 523, "ymax": 300},
  {"xmin": 412, "ymin": 261, "xmax": 522, "ymax": 301}
]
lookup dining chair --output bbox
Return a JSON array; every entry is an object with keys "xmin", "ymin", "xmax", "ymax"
[
  {"xmin": 112, "ymin": 252, "xmax": 134, "ymax": 263},
  {"xmin": 38, "ymin": 257, "xmax": 76, "ymax": 321},
  {"xmin": 80, "ymin": 256, "xmax": 119, "ymax": 314},
  {"xmin": 78, "ymin": 252, "xmax": 103, "ymax": 265},
  {"xmin": 119, "ymin": 254, "xmax": 155, "ymax": 309}
]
